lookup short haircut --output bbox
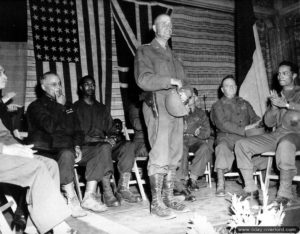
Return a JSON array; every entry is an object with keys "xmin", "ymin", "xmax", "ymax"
[
  {"xmin": 221, "ymin": 75, "xmax": 235, "ymax": 87},
  {"xmin": 40, "ymin": 71, "xmax": 59, "ymax": 84},
  {"xmin": 78, "ymin": 75, "xmax": 95, "ymax": 87},
  {"xmin": 153, "ymin": 13, "xmax": 171, "ymax": 26},
  {"xmin": 279, "ymin": 60, "xmax": 299, "ymax": 74}
]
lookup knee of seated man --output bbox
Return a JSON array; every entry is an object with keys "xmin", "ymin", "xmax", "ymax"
[{"xmin": 59, "ymin": 149, "xmax": 75, "ymax": 163}]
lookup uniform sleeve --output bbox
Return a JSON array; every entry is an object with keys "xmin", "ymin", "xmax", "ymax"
[
  {"xmin": 134, "ymin": 47, "xmax": 173, "ymax": 91},
  {"xmin": 210, "ymin": 103, "xmax": 245, "ymax": 136},
  {"xmin": 72, "ymin": 111, "xmax": 84, "ymax": 147},
  {"xmin": 27, "ymin": 101, "xmax": 64, "ymax": 134},
  {"xmin": 129, "ymin": 104, "xmax": 143, "ymax": 132},
  {"xmin": 246, "ymin": 101, "xmax": 261, "ymax": 124},
  {"xmin": 0, "ymin": 99, "xmax": 13, "ymax": 131},
  {"xmin": 196, "ymin": 110, "xmax": 211, "ymax": 140},
  {"xmin": 264, "ymin": 106, "xmax": 280, "ymax": 128}
]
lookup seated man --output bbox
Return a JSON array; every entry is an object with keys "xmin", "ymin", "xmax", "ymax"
[
  {"xmin": 235, "ymin": 61, "xmax": 300, "ymax": 207},
  {"xmin": 210, "ymin": 75, "xmax": 261, "ymax": 197},
  {"xmin": 27, "ymin": 72, "xmax": 110, "ymax": 215},
  {"xmin": 0, "ymin": 64, "xmax": 73, "ymax": 234},
  {"xmin": 175, "ymin": 88, "xmax": 213, "ymax": 199},
  {"xmin": 128, "ymin": 97, "xmax": 149, "ymax": 159},
  {"xmin": 73, "ymin": 75, "xmax": 141, "ymax": 204}
]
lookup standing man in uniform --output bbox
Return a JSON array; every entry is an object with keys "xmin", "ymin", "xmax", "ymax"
[
  {"xmin": 134, "ymin": 14, "xmax": 189, "ymax": 218},
  {"xmin": 210, "ymin": 75, "xmax": 261, "ymax": 197},
  {"xmin": 235, "ymin": 61, "xmax": 300, "ymax": 207}
]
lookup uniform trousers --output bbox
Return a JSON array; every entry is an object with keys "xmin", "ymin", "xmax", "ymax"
[
  {"xmin": 0, "ymin": 155, "xmax": 70, "ymax": 234},
  {"xmin": 143, "ymin": 93, "xmax": 183, "ymax": 176},
  {"xmin": 42, "ymin": 144, "xmax": 113, "ymax": 185},
  {"xmin": 235, "ymin": 128, "xmax": 300, "ymax": 196},
  {"xmin": 177, "ymin": 137, "xmax": 212, "ymax": 181}
]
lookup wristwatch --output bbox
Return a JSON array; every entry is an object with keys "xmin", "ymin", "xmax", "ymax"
[{"xmin": 285, "ymin": 102, "xmax": 290, "ymax": 109}]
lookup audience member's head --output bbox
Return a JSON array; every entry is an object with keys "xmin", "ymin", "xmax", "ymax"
[
  {"xmin": 278, "ymin": 61, "xmax": 298, "ymax": 89},
  {"xmin": 220, "ymin": 75, "xmax": 237, "ymax": 99},
  {"xmin": 40, "ymin": 72, "xmax": 62, "ymax": 99},
  {"xmin": 78, "ymin": 75, "xmax": 96, "ymax": 98}
]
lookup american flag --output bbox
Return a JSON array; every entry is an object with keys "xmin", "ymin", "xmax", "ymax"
[{"xmin": 29, "ymin": 0, "xmax": 112, "ymax": 106}]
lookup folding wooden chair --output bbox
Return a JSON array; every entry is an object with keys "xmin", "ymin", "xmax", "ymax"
[{"xmin": 261, "ymin": 151, "xmax": 300, "ymax": 194}]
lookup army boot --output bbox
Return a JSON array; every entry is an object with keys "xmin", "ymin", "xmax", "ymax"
[
  {"xmin": 150, "ymin": 174, "xmax": 176, "ymax": 219},
  {"xmin": 117, "ymin": 172, "xmax": 142, "ymax": 203},
  {"xmin": 102, "ymin": 173, "xmax": 120, "ymax": 207},
  {"xmin": 162, "ymin": 170, "xmax": 190, "ymax": 212},
  {"xmin": 216, "ymin": 169, "xmax": 225, "ymax": 197}
]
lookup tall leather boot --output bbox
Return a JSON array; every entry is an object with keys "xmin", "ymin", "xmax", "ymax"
[
  {"xmin": 117, "ymin": 172, "xmax": 142, "ymax": 203},
  {"xmin": 102, "ymin": 173, "xmax": 120, "ymax": 207},
  {"xmin": 150, "ymin": 174, "xmax": 176, "ymax": 219},
  {"xmin": 216, "ymin": 169, "xmax": 225, "ymax": 197},
  {"xmin": 162, "ymin": 170, "xmax": 189, "ymax": 212},
  {"xmin": 273, "ymin": 169, "xmax": 296, "ymax": 208}
]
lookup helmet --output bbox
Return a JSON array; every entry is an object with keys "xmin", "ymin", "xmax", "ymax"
[
  {"xmin": 282, "ymin": 110, "xmax": 300, "ymax": 132},
  {"xmin": 165, "ymin": 89, "xmax": 189, "ymax": 117}
]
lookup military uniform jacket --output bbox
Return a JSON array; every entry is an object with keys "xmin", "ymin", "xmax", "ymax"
[
  {"xmin": 27, "ymin": 94, "xmax": 84, "ymax": 150},
  {"xmin": 264, "ymin": 86, "xmax": 300, "ymax": 132},
  {"xmin": 184, "ymin": 107, "xmax": 210, "ymax": 140},
  {"xmin": 134, "ymin": 38, "xmax": 186, "ymax": 95},
  {"xmin": 211, "ymin": 96, "xmax": 260, "ymax": 137}
]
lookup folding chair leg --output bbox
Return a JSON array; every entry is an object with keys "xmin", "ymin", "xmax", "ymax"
[
  {"xmin": 206, "ymin": 162, "xmax": 212, "ymax": 188},
  {"xmin": 0, "ymin": 201, "xmax": 15, "ymax": 234},
  {"xmin": 74, "ymin": 167, "xmax": 83, "ymax": 202},
  {"xmin": 132, "ymin": 161, "xmax": 147, "ymax": 201},
  {"xmin": 264, "ymin": 157, "xmax": 273, "ymax": 195}
]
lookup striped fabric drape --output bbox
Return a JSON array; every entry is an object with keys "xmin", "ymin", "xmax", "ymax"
[{"xmin": 172, "ymin": 6, "xmax": 235, "ymax": 110}]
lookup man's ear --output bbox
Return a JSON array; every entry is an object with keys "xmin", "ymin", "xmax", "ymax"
[
  {"xmin": 292, "ymin": 73, "xmax": 298, "ymax": 82},
  {"xmin": 41, "ymin": 84, "xmax": 46, "ymax": 91},
  {"xmin": 221, "ymin": 87, "xmax": 224, "ymax": 94},
  {"xmin": 152, "ymin": 24, "xmax": 156, "ymax": 33}
]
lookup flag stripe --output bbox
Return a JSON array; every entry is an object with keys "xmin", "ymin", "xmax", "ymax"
[
  {"xmin": 93, "ymin": 0, "xmax": 103, "ymax": 103},
  {"xmin": 81, "ymin": 0, "xmax": 93, "ymax": 76},
  {"xmin": 87, "ymin": 0, "xmax": 100, "ymax": 101},
  {"xmin": 112, "ymin": 6, "xmax": 136, "ymax": 55},
  {"xmin": 104, "ymin": 0, "xmax": 112, "ymax": 109},
  {"xmin": 139, "ymin": 5, "xmax": 150, "ymax": 44},
  {"xmin": 49, "ymin": 61, "xmax": 56, "ymax": 73},
  {"xmin": 111, "ymin": 0, "xmax": 139, "ymax": 51},
  {"xmin": 56, "ymin": 62, "xmax": 65, "ymax": 96},
  {"xmin": 135, "ymin": 3, "xmax": 141, "ymax": 42},
  {"xmin": 76, "ymin": 0, "xmax": 88, "ymax": 76},
  {"xmin": 43, "ymin": 62, "xmax": 50, "ymax": 74},
  {"xmin": 69, "ymin": 63, "xmax": 78, "ymax": 103},
  {"xmin": 98, "ymin": 0, "xmax": 106, "ymax": 103},
  {"xmin": 62, "ymin": 62, "xmax": 72, "ymax": 102}
]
